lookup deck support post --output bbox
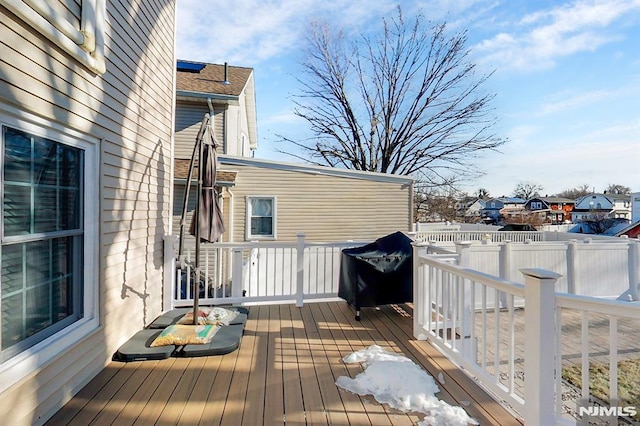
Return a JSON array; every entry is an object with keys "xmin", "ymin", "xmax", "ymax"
[
  {"xmin": 521, "ymin": 268, "xmax": 561, "ymax": 426},
  {"xmin": 232, "ymin": 248, "xmax": 243, "ymax": 298}
]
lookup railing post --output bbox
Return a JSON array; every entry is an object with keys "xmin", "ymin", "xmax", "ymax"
[
  {"xmin": 163, "ymin": 235, "xmax": 177, "ymax": 311},
  {"xmin": 567, "ymin": 240, "xmax": 577, "ymax": 294},
  {"xmin": 455, "ymin": 241, "xmax": 473, "ymax": 352},
  {"xmin": 412, "ymin": 242, "xmax": 425, "ymax": 339},
  {"xmin": 296, "ymin": 233, "xmax": 306, "ymax": 307},
  {"xmin": 455, "ymin": 241, "xmax": 472, "ymax": 267},
  {"xmin": 521, "ymin": 268, "xmax": 561, "ymax": 426},
  {"xmin": 231, "ymin": 248, "xmax": 243, "ymax": 298},
  {"xmin": 629, "ymin": 240, "xmax": 639, "ymax": 301},
  {"xmin": 499, "ymin": 241, "xmax": 511, "ymax": 308}
]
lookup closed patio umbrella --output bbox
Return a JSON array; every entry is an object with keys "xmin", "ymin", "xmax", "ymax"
[
  {"xmin": 177, "ymin": 113, "xmax": 225, "ymax": 324},
  {"xmin": 189, "ymin": 117, "xmax": 225, "ymax": 243}
]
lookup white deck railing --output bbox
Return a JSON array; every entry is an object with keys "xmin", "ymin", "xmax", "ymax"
[
  {"xmin": 165, "ymin": 234, "xmax": 365, "ymax": 308},
  {"xmin": 413, "ymin": 245, "xmax": 640, "ymax": 425}
]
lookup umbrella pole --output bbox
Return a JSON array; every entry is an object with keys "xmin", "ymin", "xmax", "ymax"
[
  {"xmin": 192, "ymin": 115, "xmax": 210, "ymax": 325},
  {"xmin": 175, "ymin": 113, "xmax": 211, "ymax": 325}
]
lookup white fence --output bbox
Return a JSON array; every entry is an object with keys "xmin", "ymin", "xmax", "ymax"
[
  {"xmin": 412, "ymin": 229, "xmax": 625, "ymax": 244},
  {"xmin": 412, "ymin": 230, "xmax": 545, "ymax": 243},
  {"xmin": 413, "ymin": 250, "xmax": 640, "ymax": 424},
  {"xmin": 420, "ymin": 239, "xmax": 640, "ymax": 303}
]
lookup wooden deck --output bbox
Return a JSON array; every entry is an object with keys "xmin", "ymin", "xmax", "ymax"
[{"xmin": 46, "ymin": 302, "xmax": 522, "ymax": 425}]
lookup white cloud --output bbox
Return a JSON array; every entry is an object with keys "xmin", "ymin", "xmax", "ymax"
[
  {"xmin": 474, "ymin": 0, "xmax": 640, "ymax": 71},
  {"xmin": 176, "ymin": 0, "xmax": 395, "ymax": 65},
  {"xmin": 538, "ymin": 89, "xmax": 613, "ymax": 115}
]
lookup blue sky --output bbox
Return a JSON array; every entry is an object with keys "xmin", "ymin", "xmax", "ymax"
[{"xmin": 176, "ymin": 0, "xmax": 639, "ymax": 197}]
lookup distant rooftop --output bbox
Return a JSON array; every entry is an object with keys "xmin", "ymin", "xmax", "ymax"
[{"xmin": 176, "ymin": 60, "xmax": 253, "ymax": 97}]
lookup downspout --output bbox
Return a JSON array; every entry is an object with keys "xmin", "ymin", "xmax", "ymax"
[
  {"xmin": 409, "ymin": 180, "xmax": 415, "ymax": 232},
  {"xmin": 226, "ymin": 187, "xmax": 235, "ymax": 243},
  {"xmin": 207, "ymin": 97, "xmax": 214, "ymax": 118}
]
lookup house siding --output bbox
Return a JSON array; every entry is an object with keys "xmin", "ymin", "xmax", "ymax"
[
  {"xmin": 224, "ymin": 159, "xmax": 413, "ymax": 242},
  {"xmin": 0, "ymin": 1, "xmax": 175, "ymax": 424},
  {"xmin": 175, "ymin": 100, "xmax": 225, "ymax": 158}
]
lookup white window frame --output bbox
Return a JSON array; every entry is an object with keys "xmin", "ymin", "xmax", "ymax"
[
  {"xmin": 0, "ymin": 105, "xmax": 99, "ymax": 394},
  {"xmin": 3, "ymin": 0, "xmax": 106, "ymax": 74},
  {"xmin": 246, "ymin": 196, "xmax": 276, "ymax": 240}
]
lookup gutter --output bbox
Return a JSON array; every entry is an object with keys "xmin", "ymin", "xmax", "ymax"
[{"xmin": 177, "ymin": 90, "xmax": 239, "ymax": 104}]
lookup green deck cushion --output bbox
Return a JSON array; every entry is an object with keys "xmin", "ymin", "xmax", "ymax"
[
  {"xmin": 150, "ymin": 324, "xmax": 219, "ymax": 347},
  {"xmin": 115, "ymin": 329, "xmax": 175, "ymax": 362},
  {"xmin": 178, "ymin": 323, "xmax": 244, "ymax": 357}
]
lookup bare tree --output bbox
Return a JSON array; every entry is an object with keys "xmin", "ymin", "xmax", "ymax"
[
  {"xmin": 556, "ymin": 184, "xmax": 591, "ymax": 200},
  {"xmin": 604, "ymin": 183, "xmax": 631, "ymax": 195},
  {"xmin": 475, "ymin": 188, "xmax": 490, "ymax": 199},
  {"xmin": 281, "ymin": 7, "xmax": 505, "ymax": 184},
  {"xmin": 414, "ymin": 183, "xmax": 461, "ymax": 222},
  {"xmin": 512, "ymin": 181, "xmax": 542, "ymax": 200}
]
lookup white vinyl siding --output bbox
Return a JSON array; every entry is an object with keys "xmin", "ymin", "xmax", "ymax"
[
  {"xmin": 175, "ymin": 102, "xmax": 225, "ymax": 158},
  {"xmin": 223, "ymin": 159, "xmax": 413, "ymax": 242},
  {"xmin": 0, "ymin": 0, "xmax": 175, "ymax": 423}
]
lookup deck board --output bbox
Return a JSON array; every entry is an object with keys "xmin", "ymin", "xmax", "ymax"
[{"xmin": 47, "ymin": 301, "xmax": 522, "ymax": 426}]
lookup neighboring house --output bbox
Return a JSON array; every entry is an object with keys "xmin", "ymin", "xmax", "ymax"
[
  {"xmin": 571, "ymin": 193, "xmax": 631, "ymax": 222},
  {"xmin": 175, "ymin": 60, "xmax": 257, "ymax": 159},
  {"xmin": 457, "ymin": 197, "xmax": 486, "ymax": 220},
  {"xmin": 481, "ymin": 197, "xmax": 525, "ymax": 223},
  {"xmin": 569, "ymin": 218, "xmax": 629, "ymax": 235},
  {"xmin": 481, "ymin": 198, "xmax": 504, "ymax": 222},
  {"xmin": 524, "ymin": 196, "xmax": 574, "ymax": 223},
  {"xmin": 0, "ymin": 2, "xmax": 175, "ymax": 425},
  {"xmin": 614, "ymin": 221, "xmax": 640, "ymax": 238},
  {"xmin": 609, "ymin": 193, "xmax": 632, "ymax": 220},
  {"xmin": 173, "ymin": 61, "xmax": 413, "ymax": 244},
  {"xmin": 176, "ymin": 155, "xmax": 414, "ymax": 243},
  {"xmin": 614, "ymin": 192, "xmax": 640, "ymax": 238}
]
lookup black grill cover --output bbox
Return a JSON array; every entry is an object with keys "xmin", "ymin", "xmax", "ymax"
[{"xmin": 338, "ymin": 232, "xmax": 413, "ymax": 313}]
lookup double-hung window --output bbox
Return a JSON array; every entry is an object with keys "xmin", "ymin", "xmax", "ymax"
[
  {"xmin": 0, "ymin": 116, "xmax": 98, "ymax": 371},
  {"xmin": 247, "ymin": 196, "xmax": 276, "ymax": 239}
]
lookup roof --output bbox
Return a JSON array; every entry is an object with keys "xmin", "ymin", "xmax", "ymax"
[
  {"xmin": 217, "ymin": 155, "xmax": 414, "ymax": 185},
  {"xmin": 614, "ymin": 220, "xmax": 640, "ymax": 237},
  {"xmin": 498, "ymin": 197, "xmax": 526, "ymax": 204},
  {"xmin": 174, "ymin": 159, "xmax": 237, "ymax": 184},
  {"xmin": 176, "ymin": 61, "xmax": 253, "ymax": 98},
  {"xmin": 539, "ymin": 196, "xmax": 574, "ymax": 204}
]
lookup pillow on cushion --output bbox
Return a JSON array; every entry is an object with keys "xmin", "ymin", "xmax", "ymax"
[
  {"xmin": 176, "ymin": 310, "xmax": 210, "ymax": 325},
  {"xmin": 150, "ymin": 324, "xmax": 219, "ymax": 347},
  {"xmin": 208, "ymin": 307, "xmax": 239, "ymax": 326}
]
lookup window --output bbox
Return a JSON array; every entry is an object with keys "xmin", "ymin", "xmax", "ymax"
[
  {"xmin": 247, "ymin": 197, "xmax": 276, "ymax": 239},
  {"xmin": 0, "ymin": 116, "xmax": 98, "ymax": 375}
]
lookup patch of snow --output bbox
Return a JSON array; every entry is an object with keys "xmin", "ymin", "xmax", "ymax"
[{"xmin": 335, "ymin": 345, "xmax": 478, "ymax": 426}]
